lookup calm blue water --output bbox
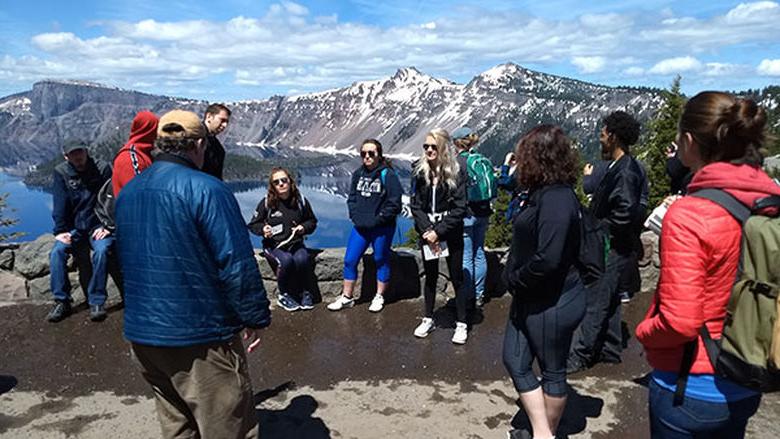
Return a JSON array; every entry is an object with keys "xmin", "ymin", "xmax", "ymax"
[{"xmin": 0, "ymin": 173, "xmax": 413, "ymax": 248}]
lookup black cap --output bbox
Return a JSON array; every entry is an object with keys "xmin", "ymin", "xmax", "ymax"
[{"xmin": 62, "ymin": 139, "xmax": 88, "ymax": 154}]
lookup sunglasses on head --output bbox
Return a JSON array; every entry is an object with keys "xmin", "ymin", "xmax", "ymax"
[
  {"xmin": 360, "ymin": 150, "xmax": 377, "ymax": 158},
  {"xmin": 272, "ymin": 177, "xmax": 290, "ymax": 186},
  {"xmin": 422, "ymin": 143, "xmax": 437, "ymax": 151}
]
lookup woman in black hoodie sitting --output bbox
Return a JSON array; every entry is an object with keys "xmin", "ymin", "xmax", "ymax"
[
  {"xmin": 249, "ymin": 167, "xmax": 317, "ymax": 312},
  {"xmin": 502, "ymin": 125, "xmax": 586, "ymax": 439},
  {"xmin": 327, "ymin": 139, "xmax": 403, "ymax": 313},
  {"xmin": 410, "ymin": 128, "xmax": 469, "ymax": 344}
]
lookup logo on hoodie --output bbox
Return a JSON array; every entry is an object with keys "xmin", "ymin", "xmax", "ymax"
[{"xmin": 357, "ymin": 176, "xmax": 382, "ymax": 198}]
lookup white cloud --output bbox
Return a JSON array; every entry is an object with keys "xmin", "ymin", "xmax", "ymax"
[
  {"xmin": 648, "ymin": 56, "xmax": 702, "ymax": 75},
  {"xmin": 725, "ymin": 1, "xmax": 779, "ymax": 23},
  {"xmin": 758, "ymin": 59, "xmax": 780, "ymax": 75},
  {"xmin": 624, "ymin": 66, "xmax": 644, "ymax": 76},
  {"xmin": 571, "ymin": 56, "xmax": 606, "ymax": 73},
  {"xmin": 2, "ymin": 2, "xmax": 779, "ymax": 96}
]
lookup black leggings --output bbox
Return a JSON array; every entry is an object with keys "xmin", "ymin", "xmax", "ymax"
[
  {"xmin": 503, "ymin": 277, "xmax": 586, "ymax": 397},
  {"xmin": 422, "ymin": 231, "xmax": 468, "ymax": 322}
]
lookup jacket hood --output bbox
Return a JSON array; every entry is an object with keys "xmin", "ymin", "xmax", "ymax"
[
  {"xmin": 688, "ymin": 162, "xmax": 780, "ymax": 208},
  {"xmin": 123, "ymin": 111, "xmax": 158, "ymax": 151}
]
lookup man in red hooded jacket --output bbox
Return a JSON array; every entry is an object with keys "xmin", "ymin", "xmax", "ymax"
[{"xmin": 112, "ymin": 111, "xmax": 158, "ymax": 196}]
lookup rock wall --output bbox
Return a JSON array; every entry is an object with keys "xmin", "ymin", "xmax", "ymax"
[{"xmin": 0, "ymin": 232, "xmax": 661, "ymax": 306}]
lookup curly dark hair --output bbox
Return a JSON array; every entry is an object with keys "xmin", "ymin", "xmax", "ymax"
[
  {"xmin": 603, "ymin": 111, "xmax": 641, "ymax": 152},
  {"xmin": 515, "ymin": 125, "xmax": 579, "ymax": 189}
]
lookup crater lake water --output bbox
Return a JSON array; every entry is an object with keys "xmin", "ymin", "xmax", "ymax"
[{"xmin": 0, "ymin": 172, "xmax": 414, "ymax": 248}]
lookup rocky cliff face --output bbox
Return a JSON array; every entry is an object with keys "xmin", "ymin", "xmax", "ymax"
[{"xmin": 0, "ymin": 64, "xmax": 665, "ymax": 168}]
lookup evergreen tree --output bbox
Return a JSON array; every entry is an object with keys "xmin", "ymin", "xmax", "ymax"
[
  {"xmin": 0, "ymin": 191, "xmax": 22, "ymax": 242},
  {"xmin": 635, "ymin": 76, "xmax": 686, "ymax": 209},
  {"xmin": 485, "ymin": 190, "xmax": 512, "ymax": 248}
]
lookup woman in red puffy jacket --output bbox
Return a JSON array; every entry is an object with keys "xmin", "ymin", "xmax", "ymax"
[{"xmin": 636, "ymin": 91, "xmax": 780, "ymax": 438}]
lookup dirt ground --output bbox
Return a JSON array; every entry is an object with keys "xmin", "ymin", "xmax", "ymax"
[{"xmin": 1, "ymin": 291, "xmax": 778, "ymax": 438}]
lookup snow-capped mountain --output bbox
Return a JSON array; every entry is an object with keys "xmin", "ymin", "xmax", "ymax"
[{"xmin": 0, "ymin": 63, "xmax": 666, "ymax": 168}]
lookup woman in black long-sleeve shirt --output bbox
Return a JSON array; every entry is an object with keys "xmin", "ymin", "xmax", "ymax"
[
  {"xmin": 410, "ymin": 128, "xmax": 469, "ymax": 344},
  {"xmin": 502, "ymin": 125, "xmax": 586, "ymax": 439}
]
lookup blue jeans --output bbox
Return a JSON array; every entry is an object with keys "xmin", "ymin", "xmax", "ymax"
[
  {"xmin": 649, "ymin": 379, "xmax": 761, "ymax": 439},
  {"xmin": 463, "ymin": 215, "xmax": 488, "ymax": 300},
  {"xmin": 50, "ymin": 230, "xmax": 115, "ymax": 306}
]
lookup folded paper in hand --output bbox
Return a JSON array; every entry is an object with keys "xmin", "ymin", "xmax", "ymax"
[{"xmin": 422, "ymin": 241, "xmax": 449, "ymax": 261}]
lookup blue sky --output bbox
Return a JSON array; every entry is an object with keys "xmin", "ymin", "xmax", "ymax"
[{"xmin": 1, "ymin": 1, "xmax": 779, "ymax": 101}]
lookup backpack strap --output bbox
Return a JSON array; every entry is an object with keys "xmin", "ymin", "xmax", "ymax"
[
  {"xmin": 129, "ymin": 144, "xmax": 141, "ymax": 175},
  {"xmin": 690, "ymin": 188, "xmax": 751, "ymax": 224},
  {"xmin": 380, "ymin": 168, "xmax": 388, "ymax": 186},
  {"xmin": 674, "ymin": 341, "xmax": 697, "ymax": 406}
]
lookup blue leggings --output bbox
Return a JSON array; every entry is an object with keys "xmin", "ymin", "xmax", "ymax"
[{"xmin": 343, "ymin": 225, "xmax": 394, "ymax": 283}]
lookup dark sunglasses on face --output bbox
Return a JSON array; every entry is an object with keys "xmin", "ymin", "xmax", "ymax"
[
  {"xmin": 360, "ymin": 150, "xmax": 377, "ymax": 158},
  {"xmin": 273, "ymin": 177, "xmax": 290, "ymax": 186},
  {"xmin": 423, "ymin": 143, "xmax": 437, "ymax": 151}
]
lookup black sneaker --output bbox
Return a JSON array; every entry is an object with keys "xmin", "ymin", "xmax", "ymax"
[
  {"xmin": 277, "ymin": 293, "xmax": 301, "ymax": 312},
  {"xmin": 507, "ymin": 429, "xmax": 532, "ymax": 439},
  {"xmin": 300, "ymin": 291, "xmax": 314, "ymax": 310},
  {"xmin": 47, "ymin": 301, "xmax": 71, "ymax": 323},
  {"xmin": 566, "ymin": 357, "xmax": 589, "ymax": 375},
  {"xmin": 89, "ymin": 304, "xmax": 107, "ymax": 322}
]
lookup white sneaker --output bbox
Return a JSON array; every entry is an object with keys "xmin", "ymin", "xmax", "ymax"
[
  {"xmin": 327, "ymin": 295, "xmax": 355, "ymax": 311},
  {"xmin": 414, "ymin": 317, "xmax": 435, "ymax": 338},
  {"xmin": 368, "ymin": 295, "xmax": 384, "ymax": 313},
  {"xmin": 452, "ymin": 322, "xmax": 468, "ymax": 345}
]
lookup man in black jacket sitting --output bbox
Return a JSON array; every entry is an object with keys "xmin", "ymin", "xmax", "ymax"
[
  {"xmin": 47, "ymin": 140, "xmax": 113, "ymax": 323},
  {"xmin": 568, "ymin": 111, "xmax": 645, "ymax": 372}
]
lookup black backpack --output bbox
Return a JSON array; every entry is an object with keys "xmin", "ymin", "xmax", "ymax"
[{"xmin": 577, "ymin": 204, "xmax": 609, "ymax": 286}]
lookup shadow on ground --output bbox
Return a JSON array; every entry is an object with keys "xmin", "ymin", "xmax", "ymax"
[
  {"xmin": 510, "ymin": 386, "xmax": 604, "ymax": 438},
  {"xmin": 255, "ymin": 381, "xmax": 331, "ymax": 439}
]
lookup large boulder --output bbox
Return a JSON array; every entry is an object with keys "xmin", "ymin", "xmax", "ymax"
[
  {"xmin": 14, "ymin": 235, "xmax": 55, "ymax": 279},
  {"xmin": 0, "ymin": 271, "xmax": 27, "ymax": 302},
  {"xmin": 0, "ymin": 248, "xmax": 14, "ymax": 270}
]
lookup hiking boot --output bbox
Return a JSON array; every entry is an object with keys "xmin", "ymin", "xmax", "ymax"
[
  {"xmin": 476, "ymin": 295, "xmax": 485, "ymax": 308},
  {"xmin": 47, "ymin": 301, "xmax": 71, "ymax": 323},
  {"xmin": 368, "ymin": 294, "xmax": 384, "ymax": 313},
  {"xmin": 327, "ymin": 295, "xmax": 354, "ymax": 311},
  {"xmin": 414, "ymin": 317, "xmax": 435, "ymax": 338},
  {"xmin": 300, "ymin": 291, "xmax": 314, "ymax": 310},
  {"xmin": 277, "ymin": 293, "xmax": 301, "ymax": 312},
  {"xmin": 452, "ymin": 321, "xmax": 468, "ymax": 345},
  {"xmin": 89, "ymin": 304, "xmax": 107, "ymax": 322},
  {"xmin": 619, "ymin": 291, "xmax": 631, "ymax": 304},
  {"xmin": 566, "ymin": 357, "xmax": 589, "ymax": 375}
]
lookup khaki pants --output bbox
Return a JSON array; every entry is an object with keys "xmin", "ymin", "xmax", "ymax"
[{"xmin": 131, "ymin": 335, "xmax": 258, "ymax": 439}]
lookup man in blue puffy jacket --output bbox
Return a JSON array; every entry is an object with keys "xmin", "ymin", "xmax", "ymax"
[{"xmin": 115, "ymin": 109, "xmax": 271, "ymax": 439}]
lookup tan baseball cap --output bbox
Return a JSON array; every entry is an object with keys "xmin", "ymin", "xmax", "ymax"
[{"xmin": 157, "ymin": 110, "xmax": 207, "ymax": 139}]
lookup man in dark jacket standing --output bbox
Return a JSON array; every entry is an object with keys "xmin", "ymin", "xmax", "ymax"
[
  {"xmin": 116, "ymin": 109, "xmax": 270, "ymax": 439},
  {"xmin": 568, "ymin": 111, "xmax": 645, "ymax": 372},
  {"xmin": 47, "ymin": 140, "xmax": 113, "ymax": 323},
  {"xmin": 201, "ymin": 103, "xmax": 230, "ymax": 180}
]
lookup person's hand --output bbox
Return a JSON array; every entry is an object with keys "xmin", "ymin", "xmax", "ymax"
[
  {"xmin": 92, "ymin": 227, "xmax": 111, "ymax": 240},
  {"xmin": 423, "ymin": 230, "xmax": 438, "ymax": 244},
  {"xmin": 243, "ymin": 328, "xmax": 262, "ymax": 353},
  {"xmin": 55, "ymin": 232, "xmax": 72, "ymax": 245},
  {"xmin": 262, "ymin": 224, "xmax": 273, "ymax": 238},
  {"xmin": 292, "ymin": 225, "xmax": 305, "ymax": 236},
  {"xmin": 583, "ymin": 163, "xmax": 594, "ymax": 176},
  {"xmin": 667, "ymin": 142, "xmax": 678, "ymax": 158},
  {"xmin": 662, "ymin": 195, "xmax": 682, "ymax": 207},
  {"xmin": 504, "ymin": 152, "xmax": 515, "ymax": 166}
]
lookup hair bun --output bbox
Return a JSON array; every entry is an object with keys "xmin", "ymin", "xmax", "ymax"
[{"xmin": 732, "ymin": 98, "xmax": 766, "ymax": 142}]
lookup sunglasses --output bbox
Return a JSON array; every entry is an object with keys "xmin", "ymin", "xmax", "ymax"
[
  {"xmin": 272, "ymin": 177, "xmax": 290, "ymax": 186},
  {"xmin": 360, "ymin": 150, "xmax": 377, "ymax": 158},
  {"xmin": 422, "ymin": 143, "xmax": 438, "ymax": 151}
]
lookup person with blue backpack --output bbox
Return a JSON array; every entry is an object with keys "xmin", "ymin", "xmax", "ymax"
[
  {"xmin": 453, "ymin": 127, "xmax": 497, "ymax": 308},
  {"xmin": 636, "ymin": 92, "xmax": 780, "ymax": 438},
  {"xmin": 328, "ymin": 139, "xmax": 403, "ymax": 313}
]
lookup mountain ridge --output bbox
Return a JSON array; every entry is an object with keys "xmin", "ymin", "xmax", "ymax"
[{"xmin": 0, "ymin": 63, "xmax": 675, "ymax": 169}]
